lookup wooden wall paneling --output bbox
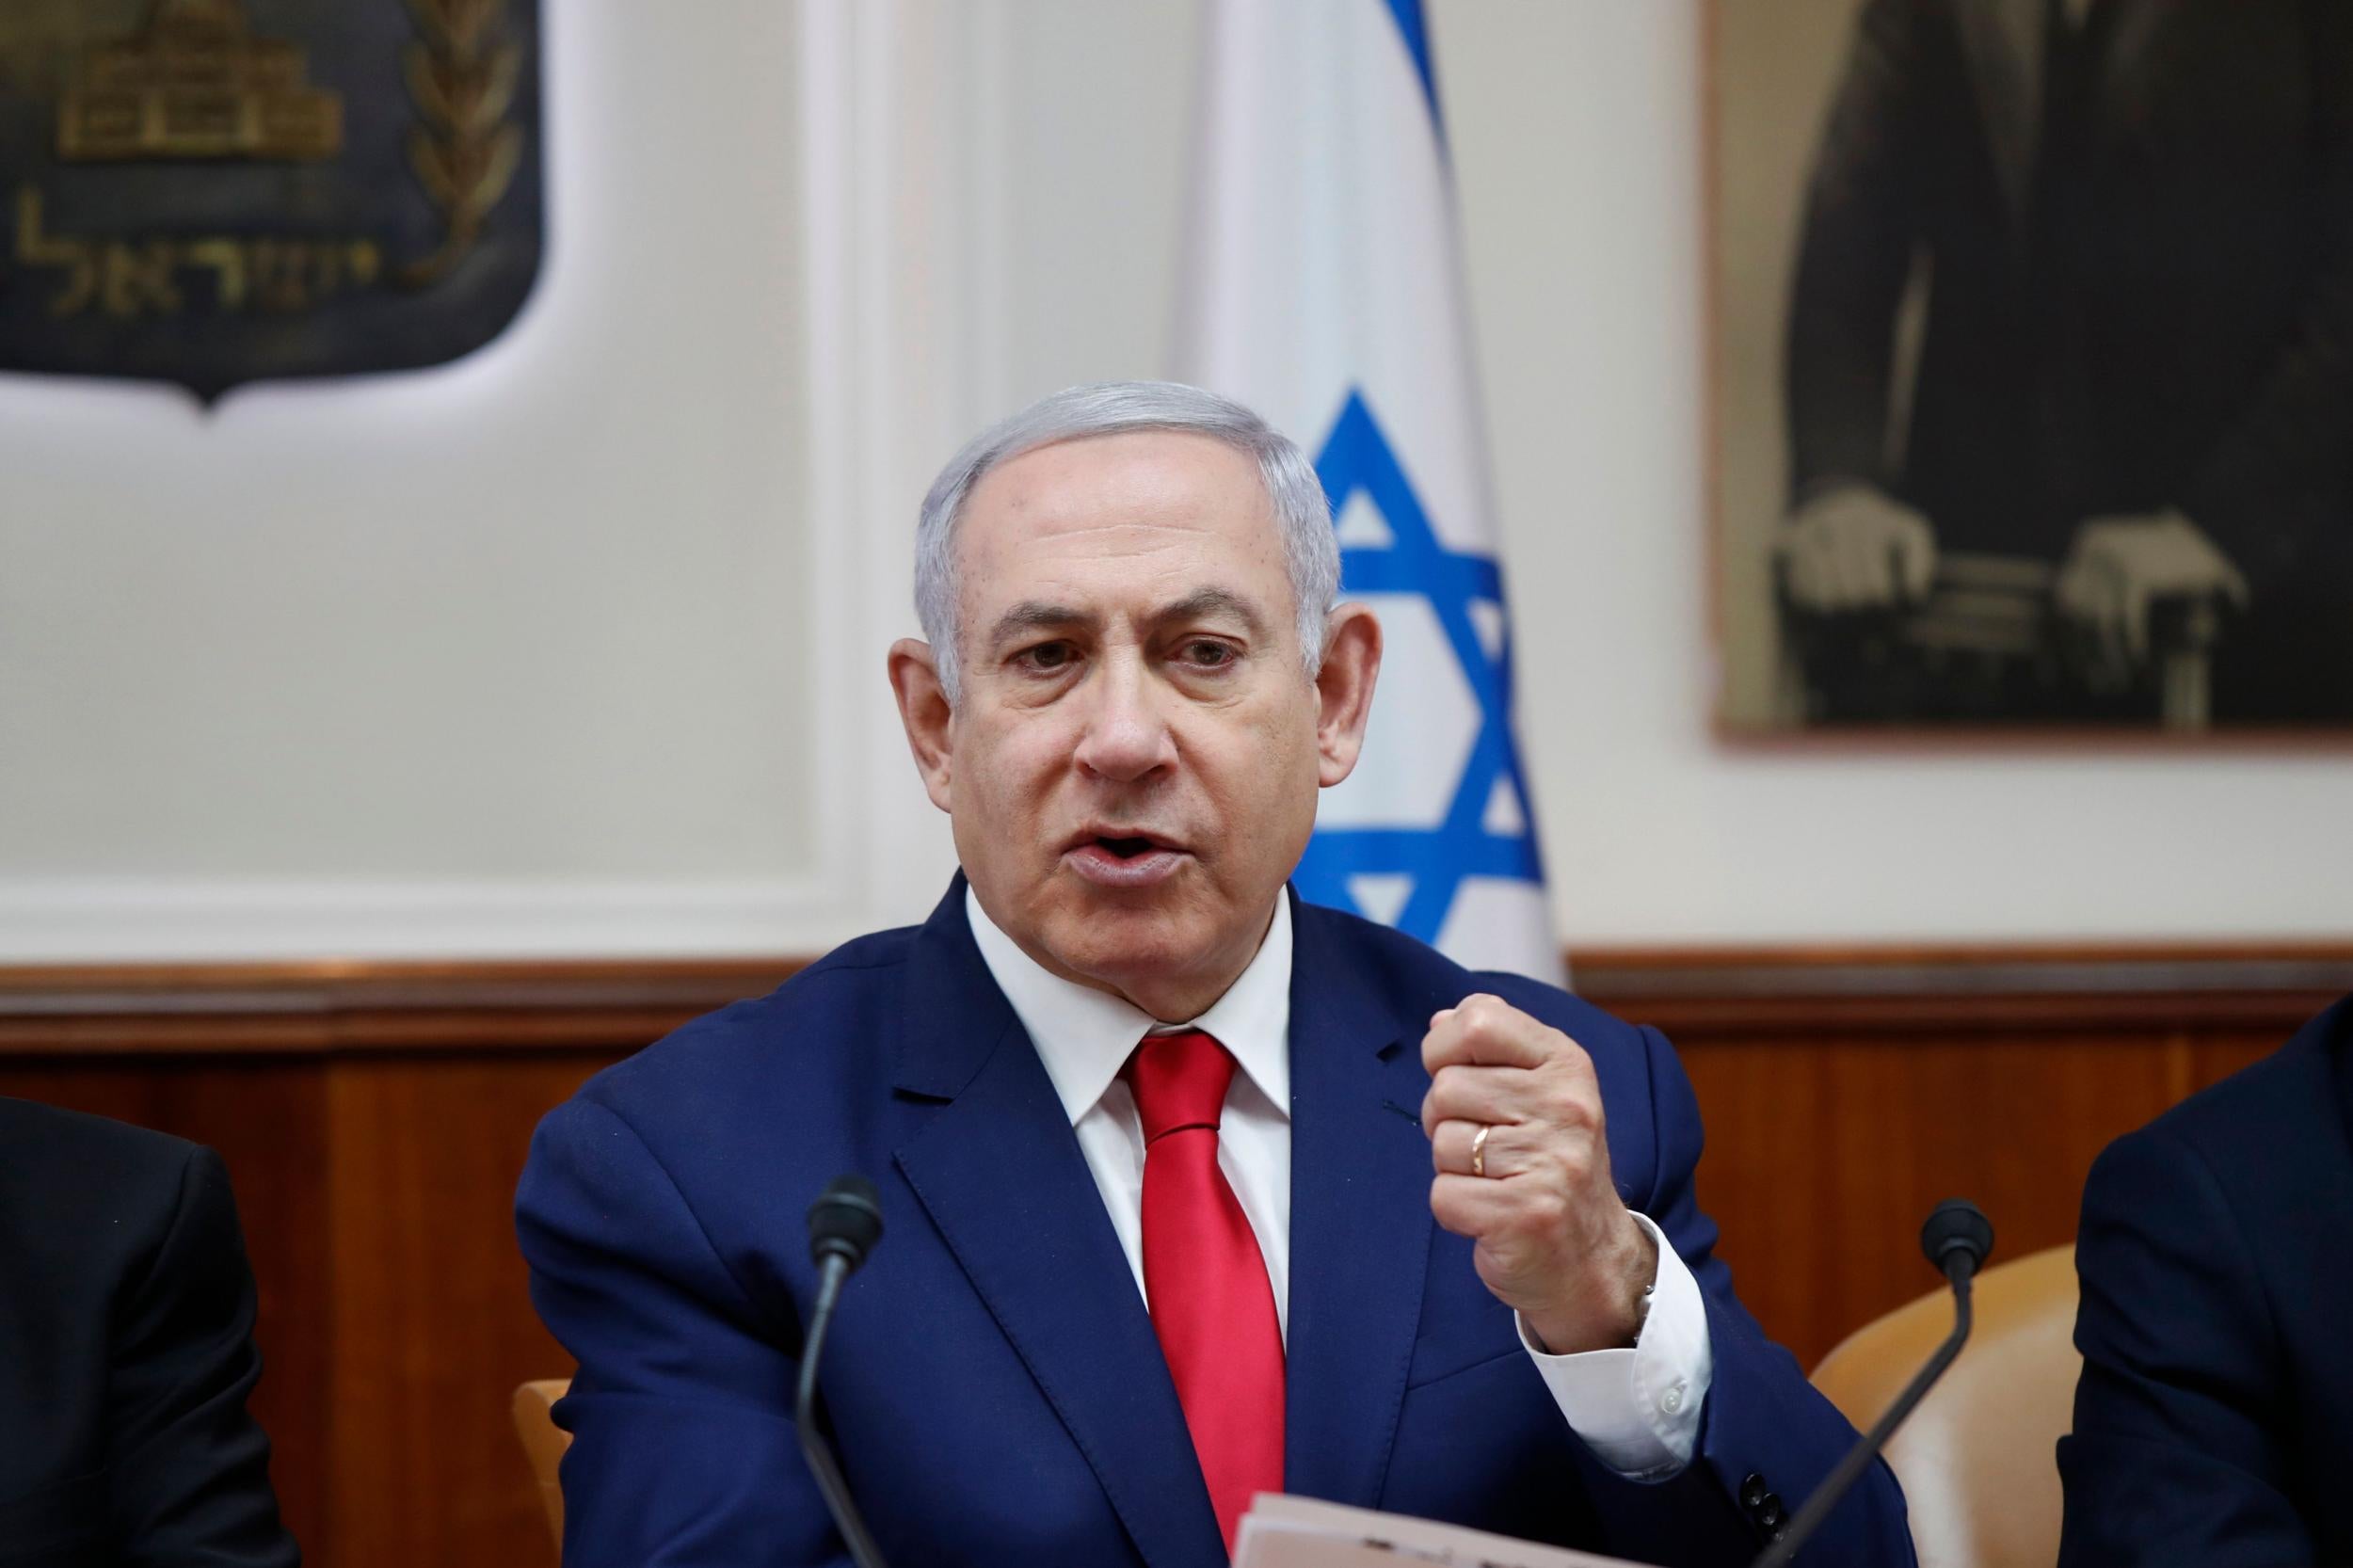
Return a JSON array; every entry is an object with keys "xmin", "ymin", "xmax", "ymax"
[
  {"xmin": 325, "ymin": 1052, "xmax": 616, "ymax": 1568},
  {"xmin": 2188, "ymin": 1032, "xmax": 2282, "ymax": 1093},
  {"xmin": 1669, "ymin": 1032, "xmax": 2192, "ymax": 1368}
]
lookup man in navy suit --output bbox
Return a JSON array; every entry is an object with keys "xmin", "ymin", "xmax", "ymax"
[
  {"xmin": 2059, "ymin": 994, "xmax": 2353, "ymax": 1566},
  {"xmin": 516, "ymin": 382, "xmax": 1913, "ymax": 1566}
]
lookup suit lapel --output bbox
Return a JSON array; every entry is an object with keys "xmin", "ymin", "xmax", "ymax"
[
  {"xmin": 1279, "ymin": 894, "xmax": 1436, "ymax": 1508},
  {"xmin": 1955, "ymin": 0, "xmax": 2048, "ymax": 236},
  {"xmin": 889, "ymin": 880, "xmax": 1226, "ymax": 1568}
]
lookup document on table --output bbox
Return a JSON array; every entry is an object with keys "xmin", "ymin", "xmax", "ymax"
[{"xmin": 1233, "ymin": 1495, "xmax": 1645, "ymax": 1568}]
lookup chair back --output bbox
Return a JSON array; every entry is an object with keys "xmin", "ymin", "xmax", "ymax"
[
  {"xmin": 1811, "ymin": 1244, "xmax": 2079, "ymax": 1568},
  {"xmin": 511, "ymin": 1378, "xmax": 573, "ymax": 1551}
]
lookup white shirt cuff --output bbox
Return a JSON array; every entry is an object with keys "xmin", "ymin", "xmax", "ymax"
[{"xmin": 1514, "ymin": 1210, "xmax": 1713, "ymax": 1480}]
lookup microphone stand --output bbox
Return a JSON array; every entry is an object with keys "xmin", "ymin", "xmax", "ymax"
[
  {"xmin": 1751, "ymin": 1200, "xmax": 1992, "ymax": 1568},
  {"xmin": 796, "ymin": 1179, "xmax": 891, "ymax": 1568}
]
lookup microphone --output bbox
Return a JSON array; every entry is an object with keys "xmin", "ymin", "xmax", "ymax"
[
  {"xmin": 796, "ymin": 1175, "xmax": 890, "ymax": 1568},
  {"xmin": 1751, "ymin": 1199, "xmax": 1993, "ymax": 1568}
]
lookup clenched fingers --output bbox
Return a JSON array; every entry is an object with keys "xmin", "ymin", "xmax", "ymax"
[
  {"xmin": 1423, "ymin": 993, "xmax": 1582, "ymax": 1075},
  {"xmin": 1418, "ymin": 1064, "xmax": 1533, "ymax": 1139},
  {"xmin": 1431, "ymin": 1116, "xmax": 1532, "ymax": 1179}
]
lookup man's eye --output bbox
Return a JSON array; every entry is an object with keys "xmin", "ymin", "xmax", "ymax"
[
  {"xmin": 1179, "ymin": 640, "xmax": 1238, "ymax": 668},
  {"xmin": 1014, "ymin": 642, "xmax": 1077, "ymax": 672}
]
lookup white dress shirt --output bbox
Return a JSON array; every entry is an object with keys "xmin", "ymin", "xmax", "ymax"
[{"xmin": 964, "ymin": 888, "xmax": 1713, "ymax": 1479}]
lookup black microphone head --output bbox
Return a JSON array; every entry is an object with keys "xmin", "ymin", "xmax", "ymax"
[
  {"xmin": 1920, "ymin": 1198, "xmax": 1993, "ymax": 1276},
  {"xmin": 808, "ymin": 1174, "xmax": 884, "ymax": 1272}
]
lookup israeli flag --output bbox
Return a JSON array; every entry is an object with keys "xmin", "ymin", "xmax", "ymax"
[{"xmin": 1176, "ymin": 0, "xmax": 1562, "ymax": 981}]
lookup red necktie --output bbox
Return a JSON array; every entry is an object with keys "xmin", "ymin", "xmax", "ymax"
[{"xmin": 1126, "ymin": 1030, "xmax": 1285, "ymax": 1554}]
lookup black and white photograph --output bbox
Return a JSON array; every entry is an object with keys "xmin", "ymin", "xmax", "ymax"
[{"xmin": 1713, "ymin": 0, "xmax": 2353, "ymax": 732}]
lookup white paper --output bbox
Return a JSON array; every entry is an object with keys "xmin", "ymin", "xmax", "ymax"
[{"xmin": 1232, "ymin": 1495, "xmax": 1646, "ymax": 1568}]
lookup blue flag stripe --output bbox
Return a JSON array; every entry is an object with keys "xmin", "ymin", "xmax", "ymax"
[
  {"xmin": 1300, "ymin": 389, "xmax": 1547, "ymax": 945},
  {"xmin": 1381, "ymin": 0, "xmax": 1441, "ymax": 128}
]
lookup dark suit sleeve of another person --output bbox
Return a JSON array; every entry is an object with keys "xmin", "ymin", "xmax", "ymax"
[
  {"xmin": 1784, "ymin": 0, "xmax": 1934, "ymax": 500},
  {"xmin": 111, "ymin": 1146, "xmax": 301, "ymax": 1568},
  {"xmin": 1481, "ymin": 983, "xmax": 1918, "ymax": 1568},
  {"xmin": 2057, "ymin": 1125, "xmax": 2313, "ymax": 1568},
  {"xmin": 516, "ymin": 1094, "xmax": 851, "ymax": 1568}
]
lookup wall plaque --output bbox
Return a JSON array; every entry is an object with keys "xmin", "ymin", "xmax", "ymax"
[{"xmin": 0, "ymin": 0, "xmax": 543, "ymax": 400}]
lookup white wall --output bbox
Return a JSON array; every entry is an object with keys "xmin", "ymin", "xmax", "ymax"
[
  {"xmin": 0, "ymin": 0, "xmax": 833, "ymax": 955},
  {"xmin": 1, "ymin": 0, "xmax": 2345, "ymax": 959}
]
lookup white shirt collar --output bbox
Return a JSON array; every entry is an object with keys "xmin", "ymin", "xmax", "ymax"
[{"xmin": 964, "ymin": 884, "xmax": 1293, "ymax": 1128}]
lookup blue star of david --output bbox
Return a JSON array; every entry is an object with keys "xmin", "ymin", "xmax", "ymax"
[{"xmin": 1292, "ymin": 389, "xmax": 1546, "ymax": 944}]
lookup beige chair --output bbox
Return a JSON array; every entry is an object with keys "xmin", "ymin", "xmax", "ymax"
[
  {"xmin": 1810, "ymin": 1244, "xmax": 2081, "ymax": 1568},
  {"xmin": 512, "ymin": 1378, "xmax": 573, "ymax": 1551}
]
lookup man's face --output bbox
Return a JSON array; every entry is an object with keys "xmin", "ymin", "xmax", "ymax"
[{"xmin": 905, "ymin": 430, "xmax": 1365, "ymax": 1016}]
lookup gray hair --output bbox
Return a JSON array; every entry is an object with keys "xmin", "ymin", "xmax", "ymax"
[{"xmin": 914, "ymin": 381, "xmax": 1340, "ymax": 703}]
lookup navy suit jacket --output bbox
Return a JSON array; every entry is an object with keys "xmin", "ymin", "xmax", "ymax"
[
  {"xmin": 2059, "ymin": 994, "xmax": 2353, "ymax": 1567},
  {"xmin": 517, "ymin": 881, "xmax": 1913, "ymax": 1566}
]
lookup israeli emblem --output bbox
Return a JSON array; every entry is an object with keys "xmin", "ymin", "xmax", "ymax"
[{"xmin": 0, "ymin": 0, "xmax": 543, "ymax": 400}]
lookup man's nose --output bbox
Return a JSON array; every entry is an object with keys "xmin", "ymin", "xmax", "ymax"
[{"xmin": 1073, "ymin": 657, "xmax": 1177, "ymax": 783}]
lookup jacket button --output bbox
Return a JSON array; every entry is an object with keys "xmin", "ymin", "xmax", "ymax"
[
  {"xmin": 1739, "ymin": 1473, "xmax": 1768, "ymax": 1511},
  {"xmin": 1757, "ymin": 1493, "xmax": 1785, "ymax": 1531}
]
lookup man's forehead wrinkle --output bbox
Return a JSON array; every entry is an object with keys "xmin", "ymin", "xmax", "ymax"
[{"xmin": 1053, "ymin": 518, "xmax": 1216, "ymax": 538}]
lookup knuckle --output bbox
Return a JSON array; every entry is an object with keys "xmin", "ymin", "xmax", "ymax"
[{"xmin": 1551, "ymin": 1083, "xmax": 1597, "ymax": 1127}]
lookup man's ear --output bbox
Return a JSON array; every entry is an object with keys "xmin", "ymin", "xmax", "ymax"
[
  {"xmin": 1312, "ymin": 603, "xmax": 1382, "ymax": 787},
  {"xmin": 888, "ymin": 639, "xmax": 955, "ymax": 812}
]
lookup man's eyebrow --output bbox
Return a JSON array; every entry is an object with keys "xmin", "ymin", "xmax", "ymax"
[
  {"xmin": 985, "ymin": 588, "xmax": 1271, "ymax": 648},
  {"xmin": 985, "ymin": 601, "xmax": 1093, "ymax": 648},
  {"xmin": 1154, "ymin": 586, "xmax": 1269, "ymax": 638}
]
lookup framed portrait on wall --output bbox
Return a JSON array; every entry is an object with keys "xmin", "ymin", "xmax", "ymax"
[{"xmin": 1709, "ymin": 0, "xmax": 2353, "ymax": 734}]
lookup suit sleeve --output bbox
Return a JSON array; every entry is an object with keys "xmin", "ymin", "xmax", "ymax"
[
  {"xmin": 1785, "ymin": 0, "xmax": 1935, "ymax": 502},
  {"xmin": 2057, "ymin": 1126, "xmax": 2313, "ymax": 1568},
  {"xmin": 107, "ymin": 1146, "xmax": 300, "ymax": 1568},
  {"xmin": 1578, "ymin": 1025, "xmax": 1916, "ymax": 1568},
  {"xmin": 515, "ymin": 1095, "xmax": 852, "ymax": 1568}
]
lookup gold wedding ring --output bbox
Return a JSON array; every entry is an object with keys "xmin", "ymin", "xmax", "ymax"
[{"xmin": 1470, "ymin": 1122, "xmax": 1492, "ymax": 1179}]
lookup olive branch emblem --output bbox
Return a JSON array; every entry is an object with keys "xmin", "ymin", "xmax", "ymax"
[{"xmin": 400, "ymin": 0, "xmax": 522, "ymax": 287}]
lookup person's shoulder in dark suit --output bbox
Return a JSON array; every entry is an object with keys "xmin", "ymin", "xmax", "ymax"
[
  {"xmin": 0, "ymin": 1096, "xmax": 301, "ymax": 1568},
  {"xmin": 2058, "ymin": 995, "xmax": 2353, "ymax": 1568}
]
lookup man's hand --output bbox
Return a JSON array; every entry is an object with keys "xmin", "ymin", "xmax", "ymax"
[
  {"xmin": 2056, "ymin": 511, "xmax": 2249, "ymax": 688},
  {"xmin": 1775, "ymin": 483, "xmax": 1938, "ymax": 614},
  {"xmin": 1421, "ymin": 994, "xmax": 1657, "ymax": 1355}
]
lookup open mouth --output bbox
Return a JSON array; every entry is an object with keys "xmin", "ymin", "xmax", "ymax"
[
  {"xmin": 1066, "ymin": 830, "xmax": 1187, "ymax": 887},
  {"xmin": 1095, "ymin": 835, "xmax": 1159, "ymax": 860}
]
